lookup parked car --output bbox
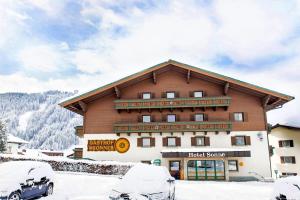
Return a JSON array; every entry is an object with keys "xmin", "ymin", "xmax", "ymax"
[
  {"xmin": 271, "ymin": 176, "xmax": 300, "ymax": 200},
  {"xmin": 0, "ymin": 161, "xmax": 55, "ymax": 200},
  {"xmin": 109, "ymin": 163, "xmax": 175, "ymax": 200}
]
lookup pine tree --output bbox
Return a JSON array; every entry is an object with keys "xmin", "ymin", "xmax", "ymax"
[{"xmin": 0, "ymin": 120, "xmax": 7, "ymax": 153}]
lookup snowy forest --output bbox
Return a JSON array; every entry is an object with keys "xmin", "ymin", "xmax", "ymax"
[{"xmin": 0, "ymin": 91, "xmax": 82, "ymax": 150}]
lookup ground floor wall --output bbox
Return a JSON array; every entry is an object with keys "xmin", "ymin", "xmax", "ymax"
[{"xmin": 82, "ymin": 131, "xmax": 271, "ymax": 181}]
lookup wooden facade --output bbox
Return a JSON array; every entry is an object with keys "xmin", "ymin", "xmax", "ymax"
[{"xmin": 60, "ymin": 60, "xmax": 294, "ymax": 136}]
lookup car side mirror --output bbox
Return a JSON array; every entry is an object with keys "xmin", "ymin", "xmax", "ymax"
[
  {"xmin": 167, "ymin": 177, "xmax": 175, "ymax": 183},
  {"xmin": 119, "ymin": 176, "xmax": 123, "ymax": 180},
  {"xmin": 26, "ymin": 179, "xmax": 34, "ymax": 186}
]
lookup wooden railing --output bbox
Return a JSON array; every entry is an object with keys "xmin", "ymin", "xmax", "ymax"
[
  {"xmin": 114, "ymin": 96, "xmax": 231, "ymax": 110},
  {"xmin": 114, "ymin": 121, "xmax": 232, "ymax": 133}
]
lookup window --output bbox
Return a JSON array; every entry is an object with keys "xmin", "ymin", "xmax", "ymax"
[
  {"xmin": 196, "ymin": 137, "xmax": 205, "ymax": 146},
  {"xmin": 141, "ymin": 160, "xmax": 151, "ymax": 164},
  {"xmin": 167, "ymin": 137, "xmax": 176, "ymax": 147},
  {"xmin": 228, "ymin": 160, "xmax": 238, "ymax": 171},
  {"xmin": 195, "ymin": 114, "xmax": 204, "ymax": 122},
  {"xmin": 142, "ymin": 115, "xmax": 151, "ymax": 123},
  {"xmin": 234, "ymin": 113, "xmax": 244, "ymax": 122},
  {"xmin": 166, "ymin": 92, "xmax": 175, "ymax": 99},
  {"xmin": 235, "ymin": 136, "xmax": 246, "ymax": 146},
  {"xmin": 281, "ymin": 156, "xmax": 296, "ymax": 164},
  {"xmin": 194, "ymin": 91, "xmax": 203, "ymax": 98},
  {"xmin": 142, "ymin": 92, "xmax": 151, "ymax": 99},
  {"xmin": 167, "ymin": 114, "xmax": 176, "ymax": 122},
  {"xmin": 279, "ymin": 140, "xmax": 294, "ymax": 148},
  {"xmin": 142, "ymin": 138, "xmax": 151, "ymax": 147},
  {"xmin": 282, "ymin": 172, "xmax": 297, "ymax": 177}
]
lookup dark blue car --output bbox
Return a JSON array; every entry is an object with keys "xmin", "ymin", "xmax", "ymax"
[{"xmin": 0, "ymin": 161, "xmax": 54, "ymax": 200}]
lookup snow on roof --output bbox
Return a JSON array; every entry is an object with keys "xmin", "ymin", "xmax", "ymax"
[
  {"xmin": 7, "ymin": 134, "xmax": 29, "ymax": 144},
  {"xmin": 272, "ymin": 123, "xmax": 300, "ymax": 130},
  {"xmin": 161, "ymin": 147, "xmax": 251, "ymax": 153}
]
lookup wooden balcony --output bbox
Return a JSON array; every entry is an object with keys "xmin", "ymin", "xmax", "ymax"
[
  {"xmin": 75, "ymin": 126, "xmax": 84, "ymax": 137},
  {"xmin": 114, "ymin": 96, "xmax": 231, "ymax": 111},
  {"xmin": 114, "ymin": 121, "xmax": 232, "ymax": 133}
]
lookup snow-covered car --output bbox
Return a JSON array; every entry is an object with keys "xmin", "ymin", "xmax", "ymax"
[
  {"xmin": 0, "ymin": 161, "xmax": 55, "ymax": 200},
  {"xmin": 109, "ymin": 163, "xmax": 175, "ymax": 200},
  {"xmin": 271, "ymin": 176, "xmax": 300, "ymax": 200}
]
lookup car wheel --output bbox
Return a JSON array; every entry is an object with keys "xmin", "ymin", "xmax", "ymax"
[
  {"xmin": 8, "ymin": 192, "xmax": 21, "ymax": 200},
  {"xmin": 44, "ymin": 183, "xmax": 54, "ymax": 196}
]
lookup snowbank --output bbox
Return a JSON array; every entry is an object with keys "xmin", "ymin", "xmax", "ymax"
[{"xmin": 0, "ymin": 154, "xmax": 134, "ymax": 175}]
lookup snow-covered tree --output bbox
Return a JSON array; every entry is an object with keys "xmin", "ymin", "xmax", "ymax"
[{"xmin": 0, "ymin": 120, "xmax": 7, "ymax": 152}]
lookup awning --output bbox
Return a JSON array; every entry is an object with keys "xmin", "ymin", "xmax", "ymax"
[{"xmin": 161, "ymin": 148, "xmax": 251, "ymax": 158}]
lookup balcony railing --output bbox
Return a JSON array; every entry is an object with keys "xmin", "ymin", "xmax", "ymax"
[
  {"xmin": 75, "ymin": 126, "xmax": 84, "ymax": 137},
  {"xmin": 114, "ymin": 96, "xmax": 231, "ymax": 110},
  {"xmin": 114, "ymin": 121, "xmax": 232, "ymax": 133}
]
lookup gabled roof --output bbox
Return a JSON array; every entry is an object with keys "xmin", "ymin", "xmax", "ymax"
[
  {"xmin": 272, "ymin": 123, "xmax": 300, "ymax": 130},
  {"xmin": 60, "ymin": 59, "xmax": 294, "ymax": 115},
  {"xmin": 8, "ymin": 134, "xmax": 29, "ymax": 144}
]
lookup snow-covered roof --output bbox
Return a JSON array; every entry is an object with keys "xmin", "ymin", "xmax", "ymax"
[
  {"xmin": 161, "ymin": 148, "xmax": 251, "ymax": 153},
  {"xmin": 7, "ymin": 134, "xmax": 29, "ymax": 144}
]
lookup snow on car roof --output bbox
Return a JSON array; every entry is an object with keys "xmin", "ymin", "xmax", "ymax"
[{"xmin": 161, "ymin": 147, "xmax": 251, "ymax": 153}]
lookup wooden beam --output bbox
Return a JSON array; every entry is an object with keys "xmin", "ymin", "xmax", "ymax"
[
  {"xmin": 114, "ymin": 86, "xmax": 121, "ymax": 98},
  {"xmin": 69, "ymin": 106, "xmax": 84, "ymax": 115},
  {"xmin": 262, "ymin": 95, "xmax": 271, "ymax": 108},
  {"xmin": 152, "ymin": 72, "xmax": 157, "ymax": 84},
  {"xmin": 187, "ymin": 70, "xmax": 191, "ymax": 84},
  {"xmin": 224, "ymin": 82, "xmax": 230, "ymax": 95},
  {"xmin": 78, "ymin": 101, "xmax": 87, "ymax": 112},
  {"xmin": 270, "ymin": 98, "xmax": 282, "ymax": 106}
]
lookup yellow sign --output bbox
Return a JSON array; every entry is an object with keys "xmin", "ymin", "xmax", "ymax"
[
  {"xmin": 239, "ymin": 162, "xmax": 244, "ymax": 167},
  {"xmin": 87, "ymin": 138, "xmax": 130, "ymax": 153}
]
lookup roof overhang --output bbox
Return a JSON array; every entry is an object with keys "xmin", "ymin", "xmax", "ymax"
[
  {"xmin": 59, "ymin": 60, "xmax": 295, "ymax": 115},
  {"xmin": 272, "ymin": 123, "xmax": 300, "ymax": 130}
]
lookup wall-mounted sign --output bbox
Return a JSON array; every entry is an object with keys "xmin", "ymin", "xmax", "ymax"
[
  {"xmin": 87, "ymin": 138, "xmax": 130, "ymax": 153},
  {"xmin": 161, "ymin": 150, "xmax": 251, "ymax": 158}
]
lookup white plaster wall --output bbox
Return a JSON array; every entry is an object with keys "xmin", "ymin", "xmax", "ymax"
[
  {"xmin": 269, "ymin": 127, "xmax": 300, "ymax": 177},
  {"xmin": 83, "ymin": 131, "xmax": 271, "ymax": 178},
  {"xmin": 6, "ymin": 143, "xmax": 19, "ymax": 154}
]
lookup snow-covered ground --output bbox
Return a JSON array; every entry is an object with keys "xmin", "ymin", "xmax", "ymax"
[{"xmin": 43, "ymin": 172, "xmax": 274, "ymax": 200}]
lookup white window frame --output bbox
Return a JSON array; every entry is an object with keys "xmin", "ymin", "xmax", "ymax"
[
  {"xmin": 234, "ymin": 113, "xmax": 244, "ymax": 122},
  {"xmin": 166, "ymin": 92, "xmax": 175, "ymax": 99},
  {"xmin": 167, "ymin": 114, "xmax": 176, "ymax": 122},
  {"xmin": 228, "ymin": 160, "xmax": 238, "ymax": 171},
  {"xmin": 194, "ymin": 91, "xmax": 203, "ymax": 98},
  {"xmin": 195, "ymin": 137, "xmax": 205, "ymax": 146},
  {"xmin": 235, "ymin": 136, "xmax": 246, "ymax": 146},
  {"xmin": 142, "ymin": 93, "xmax": 151, "ymax": 99},
  {"xmin": 194, "ymin": 114, "xmax": 204, "ymax": 122},
  {"xmin": 142, "ymin": 115, "xmax": 151, "ymax": 123},
  {"xmin": 142, "ymin": 138, "xmax": 151, "ymax": 147},
  {"xmin": 167, "ymin": 137, "xmax": 176, "ymax": 147},
  {"xmin": 282, "ymin": 140, "xmax": 293, "ymax": 147}
]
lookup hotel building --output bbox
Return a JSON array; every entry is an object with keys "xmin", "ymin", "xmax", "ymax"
[{"xmin": 60, "ymin": 60, "xmax": 294, "ymax": 181}]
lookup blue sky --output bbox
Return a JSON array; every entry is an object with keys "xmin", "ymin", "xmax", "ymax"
[{"xmin": 0, "ymin": 0, "xmax": 300, "ymax": 125}]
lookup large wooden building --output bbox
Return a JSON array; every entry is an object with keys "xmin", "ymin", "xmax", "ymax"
[{"xmin": 60, "ymin": 60, "xmax": 294, "ymax": 181}]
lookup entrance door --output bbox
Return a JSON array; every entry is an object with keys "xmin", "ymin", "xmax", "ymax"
[
  {"xmin": 169, "ymin": 160, "xmax": 181, "ymax": 179},
  {"xmin": 187, "ymin": 160, "xmax": 225, "ymax": 180}
]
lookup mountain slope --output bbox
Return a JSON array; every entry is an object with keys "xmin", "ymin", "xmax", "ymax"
[{"xmin": 0, "ymin": 91, "xmax": 82, "ymax": 150}]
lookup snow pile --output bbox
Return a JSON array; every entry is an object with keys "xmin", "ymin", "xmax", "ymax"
[
  {"xmin": 271, "ymin": 176, "xmax": 300, "ymax": 200},
  {"xmin": 0, "ymin": 154, "xmax": 134, "ymax": 175}
]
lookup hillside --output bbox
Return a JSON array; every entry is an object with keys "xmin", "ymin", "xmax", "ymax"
[{"xmin": 0, "ymin": 91, "xmax": 82, "ymax": 150}]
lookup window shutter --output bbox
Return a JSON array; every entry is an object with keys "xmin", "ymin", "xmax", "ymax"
[
  {"xmin": 290, "ymin": 140, "xmax": 294, "ymax": 147},
  {"xmin": 161, "ymin": 92, "xmax": 166, "ymax": 98},
  {"xmin": 137, "ymin": 92, "xmax": 142, "ymax": 99},
  {"xmin": 151, "ymin": 92, "xmax": 155, "ymax": 98},
  {"xmin": 190, "ymin": 114, "xmax": 195, "ymax": 121},
  {"xmin": 162, "ymin": 137, "xmax": 167, "ymax": 147},
  {"xmin": 138, "ymin": 115, "xmax": 142, "ymax": 122},
  {"xmin": 175, "ymin": 91, "xmax": 180, "ymax": 98},
  {"xmin": 191, "ymin": 137, "xmax": 196, "ymax": 146},
  {"xmin": 176, "ymin": 137, "xmax": 181, "ymax": 146},
  {"xmin": 231, "ymin": 136, "xmax": 236, "ymax": 146},
  {"xmin": 189, "ymin": 91, "xmax": 194, "ymax": 97},
  {"xmin": 137, "ymin": 138, "xmax": 142, "ymax": 147},
  {"xmin": 176, "ymin": 114, "xmax": 180, "ymax": 122},
  {"xmin": 151, "ymin": 115, "xmax": 156, "ymax": 122},
  {"xmin": 150, "ymin": 138, "xmax": 155, "ymax": 147},
  {"xmin": 279, "ymin": 141, "xmax": 283, "ymax": 147},
  {"xmin": 229, "ymin": 113, "xmax": 234, "ymax": 121},
  {"xmin": 243, "ymin": 112, "xmax": 248, "ymax": 122},
  {"xmin": 205, "ymin": 137, "xmax": 210, "ymax": 146},
  {"xmin": 245, "ymin": 136, "xmax": 251, "ymax": 145},
  {"xmin": 292, "ymin": 157, "xmax": 296, "ymax": 164},
  {"xmin": 204, "ymin": 114, "xmax": 209, "ymax": 121},
  {"xmin": 202, "ymin": 91, "xmax": 206, "ymax": 97},
  {"xmin": 280, "ymin": 157, "xmax": 284, "ymax": 164},
  {"xmin": 162, "ymin": 114, "xmax": 167, "ymax": 122}
]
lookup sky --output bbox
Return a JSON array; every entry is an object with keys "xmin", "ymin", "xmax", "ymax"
[{"xmin": 0, "ymin": 0, "xmax": 299, "ymax": 125}]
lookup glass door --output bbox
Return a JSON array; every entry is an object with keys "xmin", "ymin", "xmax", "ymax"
[
  {"xmin": 169, "ymin": 160, "xmax": 181, "ymax": 180},
  {"xmin": 187, "ymin": 160, "xmax": 225, "ymax": 180}
]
